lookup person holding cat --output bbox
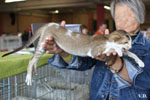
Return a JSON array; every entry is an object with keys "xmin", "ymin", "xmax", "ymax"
[{"xmin": 43, "ymin": 0, "xmax": 150, "ymax": 100}]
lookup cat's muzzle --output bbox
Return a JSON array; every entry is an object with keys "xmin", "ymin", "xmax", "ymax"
[{"xmin": 124, "ymin": 45, "xmax": 132, "ymax": 50}]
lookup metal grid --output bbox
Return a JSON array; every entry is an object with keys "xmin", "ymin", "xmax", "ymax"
[
  {"xmin": 0, "ymin": 64, "xmax": 93, "ymax": 100},
  {"xmin": 0, "ymin": 35, "xmax": 22, "ymax": 51}
]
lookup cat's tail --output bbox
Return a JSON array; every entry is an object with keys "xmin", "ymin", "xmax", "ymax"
[
  {"xmin": 2, "ymin": 46, "xmax": 25, "ymax": 57},
  {"xmin": 2, "ymin": 24, "xmax": 48, "ymax": 57}
]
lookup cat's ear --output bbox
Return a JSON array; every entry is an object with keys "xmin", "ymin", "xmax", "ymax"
[{"xmin": 110, "ymin": 34, "xmax": 121, "ymax": 41}]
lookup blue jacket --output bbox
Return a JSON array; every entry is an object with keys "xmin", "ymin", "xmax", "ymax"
[{"xmin": 48, "ymin": 31, "xmax": 150, "ymax": 100}]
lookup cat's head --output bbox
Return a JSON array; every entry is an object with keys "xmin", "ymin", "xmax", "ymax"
[{"xmin": 109, "ymin": 30, "xmax": 132, "ymax": 50}]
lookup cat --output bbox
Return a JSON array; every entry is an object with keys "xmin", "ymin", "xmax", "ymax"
[{"xmin": 2, "ymin": 23, "xmax": 144, "ymax": 85}]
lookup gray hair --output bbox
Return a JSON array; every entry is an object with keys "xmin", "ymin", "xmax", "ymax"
[{"xmin": 110, "ymin": 0, "xmax": 145, "ymax": 24}]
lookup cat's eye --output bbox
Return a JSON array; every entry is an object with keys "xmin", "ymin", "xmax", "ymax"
[
  {"xmin": 126, "ymin": 35, "xmax": 130, "ymax": 39},
  {"xmin": 120, "ymin": 42, "xmax": 124, "ymax": 44},
  {"xmin": 120, "ymin": 42, "xmax": 128, "ymax": 44}
]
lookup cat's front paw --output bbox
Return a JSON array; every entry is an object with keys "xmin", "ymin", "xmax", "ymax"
[
  {"xmin": 25, "ymin": 74, "xmax": 32, "ymax": 86},
  {"xmin": 116, "ymin": 50, "xmax": 123, "ymax": 56},
  {"xmin": 138, "ymin": 60, "xmax": 145, "ymax": 68},
  {"xmin": 118, "ymin": 52, "xmax": 123, "ymax": 57},
  {"xmin": 115, "ymin": 48, "xmax": 123, "ymax": 57}
]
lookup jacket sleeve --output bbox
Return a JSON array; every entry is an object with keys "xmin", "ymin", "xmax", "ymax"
[{"xmin": 48, "ymin": 54, "xmax": 97, "ymax": 71}]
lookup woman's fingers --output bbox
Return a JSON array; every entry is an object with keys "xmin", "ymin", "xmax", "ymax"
[
  {"xmin": 42, "ymin": 36, "xmax": 61, "ymax": 54},
  {"xmin": 106, "ymin": 53, "xmax": 111, "ymax": 56},
  {"xmin": 113, "ymin": 52, "xmax": 117, "ymax": 55},
  {"xmin": 93, "ymin": 53, "xmax": 107, "ymax": 61},
  {"xmin": 106, "ymin": 52, "xmax": 117, "ymax": 56},
  {"xmin": 48, "ymin": 36, "xmax": 54, "ymax": 41}
]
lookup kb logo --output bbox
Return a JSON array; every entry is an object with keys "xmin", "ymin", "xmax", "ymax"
[{"xmin": 138, "ymin": 94, "xmax": 147, "ymax": 98}]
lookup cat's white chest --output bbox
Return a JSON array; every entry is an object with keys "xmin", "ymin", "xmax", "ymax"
[{"xmin": 103, "ymin": 42, "xmax": 124, "ymax": 56}]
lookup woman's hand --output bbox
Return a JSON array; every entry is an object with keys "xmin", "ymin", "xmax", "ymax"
[
  {"xmin": 42, "ymin": 36, "xmax": 63, "ymax": 54},
  {"xmin": 93, "ymin": 52, "xmax": 117, "ymax": 62}
]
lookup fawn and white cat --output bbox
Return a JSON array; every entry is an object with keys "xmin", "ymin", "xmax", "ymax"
[{"xmin": 2, "ymin": 23, "xmax": 144, "ymax": 85}]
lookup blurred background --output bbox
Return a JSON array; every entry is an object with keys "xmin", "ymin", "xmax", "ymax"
[
  {"xmin": 0, "ymin": 0, "xmax": 150, "ymax": 51},
  {"xmin": 0, "ymin": 0, "xmax": 150, "ymax": 36},
  {"xmin": 0, "ymin": 1, "xmax": 150, "ymax": 100}
]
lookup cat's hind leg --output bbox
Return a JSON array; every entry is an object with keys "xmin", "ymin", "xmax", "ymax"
[
  {"xmin": 124, "ymin": 50, "xmax": 144, "ymax": 67},
  {"xmin": 25, "ymin": 57, "xmax": 37, "ymax": 85},
  {"xmin": 25, "ymin": 46, "xmax": 45, "ymax": 85},
  {"xmin": 33, "ymin": 45, "xmax": 45, "ymax": 75}
]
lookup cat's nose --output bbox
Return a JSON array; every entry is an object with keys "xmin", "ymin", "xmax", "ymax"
[{"xmin": 127, "ymin": 46, "xmax": 132, "ymax": 49}]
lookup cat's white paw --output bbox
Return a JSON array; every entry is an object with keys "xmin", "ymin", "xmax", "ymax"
[
  {"xmin": 138, "ymin": 60, "xmax": 145, "ymax": 68},
  {"xmin": 115, "ymin": 48, "xmax": 123, "ymax": 57},
  {"xmin": 118, "ymin": 52, "xmax": 123, "ymax": 57},
  {"xmin": 116, "ymin": 50, "xmax": 123, "ymax": 56},
  {"xmin": 25, "ymin": 74, "xmax": 32, "ymax": 86}
]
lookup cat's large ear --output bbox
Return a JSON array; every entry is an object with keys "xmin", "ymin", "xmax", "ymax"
[{"xmin": 109, "ymin": 34, "xmax": 121, "ymax": 41}]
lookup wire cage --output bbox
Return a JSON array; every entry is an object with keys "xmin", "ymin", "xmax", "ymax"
[
  {"xmin": 0, "ymin": 35, "xmax": 22, "ymax": 51},
  {"xmin": 0, "ymin": 64, "xmax": 93, "ymax": 100}
]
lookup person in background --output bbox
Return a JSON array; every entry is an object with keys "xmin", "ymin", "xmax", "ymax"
[
  {"xmin": 95, "ymin": 22, "xmax": 107, "ymax": 35},
  {"xmin": 21, "ymin": 26, "xmax": 33, "ymax": 47},
  {"xmin": 81, "ymin": 24, "xmax": 88, "ymax": 35},
  {"xmin": 81, "ymin": 24, "xmax": 94, "ymax": 35},
  {"xmin": 43, "ymin": 0, "xmax": 150, "ymax": 100},
  {"xmin": 21, "ymin": 30, "xmax": 29, "ymax": 45}
]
